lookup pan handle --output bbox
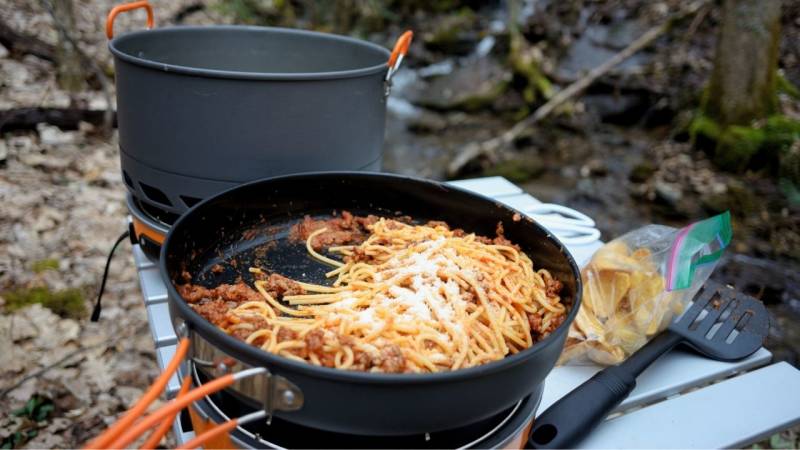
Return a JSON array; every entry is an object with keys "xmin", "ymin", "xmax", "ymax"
[
  {"xmin": 106, "ymin": 0, "xmax": 154, "ymax": 39},
  {"xmin": 386, "ymin": 30, "xmax": 413, "ymax": 82}
]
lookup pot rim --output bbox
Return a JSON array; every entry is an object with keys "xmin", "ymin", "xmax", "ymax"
[
  {"xmin": 160, "ymin": 171, "xmax": 583, "ymax": 385},
  {"xmin": 108, "ymin": 25, "xmax": 391, "ymax": 81}
]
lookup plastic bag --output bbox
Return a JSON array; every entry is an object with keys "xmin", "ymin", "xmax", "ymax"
[{"xmin": 559, "ymin": 211, "xmax": 732, "ymax": 366}]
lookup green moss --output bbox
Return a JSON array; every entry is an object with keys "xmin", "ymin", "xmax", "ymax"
[
  {"xmin": 482, "ymin": 157, "xmax": 544, "ymax": 183},
  {"xmin": 3, "ymin": 286, "xmax": 86, "ymax": 319},
  {"xmin": 777, "ymin": 73, "xmax": 800, "ymax": 99},
  {"xmin": 424, "ymin": 7, "xmax": 476, "ymax": 52},
  {"xmin": 780, "ymin": 142, "xmax": 800, "ymax": 188},
  {"xmin": 714, "ymin": 125, "xmax": 765, "ymax": 171},
  {"xmin": 31, "ymin": 259, "xmax": 59, "ymax": 274},
  {"xmin": 689, "ymin": 113, "xmax": 722, "ymax": 143},
  {"xmin": 763, "ymin": 115, "xmax": 800, "ymax": 153},
  {"xmin": 690, "ymin": 112, "xmax": 800, "ymax": 171}
]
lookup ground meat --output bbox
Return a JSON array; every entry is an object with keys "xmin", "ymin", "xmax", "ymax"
[
  {"xmin": 378, "ymin": 344, "xmax": 406, "ymax": 373},
  {"xmin": 353, "ymin": 350, "xmax": 370, "ymax": 371},
  {"xmin": 304, "ymin": 329, "xmax": 325, "ymax": 352},
  {"xmin": 545, "ymin": 278, "xmax": 563, "ymax": 298},
  {"xmin": 527, "ymin": 312, "xmax": 543, "ymax": 336},
  {"xmin": 344, "ymin": 247, "xmax": 373, "ymax": 264},
  {"xmin": 177, "ymin": 282, "xmax": 262, "ymax": 304},
  {"xmin": 190, "ymin": 299, "xmax": 232, "ymax": 327},
  {"xmin": 265, "ymin": 273, "xmax": 305, "ymax": 298},
  {"xmin": 289, "ymin": 211, "xmax": 379, "ymax": 250},
  {"xmin": 210, "ymin": 264, "xmax": 224, "ymax": 274},
  {"xmin": 527, "ymin": 310, "xmax": 566, "ymax": 338},
  {"xmin": 277, "ymin": 327, "xmax": 298, "ymax": 342},
  {"xmin": 229, "ymin": 316, "xmax": 271, "ymax": 342}
]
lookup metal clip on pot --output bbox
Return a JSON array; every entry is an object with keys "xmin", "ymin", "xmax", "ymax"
[
  {"xmin": 185, "ymin": 325, "xmax": 304, "ymax": 421},
  {"xmin": 385, "ymin": 30, "xmax": 414, "ymax": 95},
  {"xmin": 106, "ymin": 0, "xmax": 154, "ymax": 39}
]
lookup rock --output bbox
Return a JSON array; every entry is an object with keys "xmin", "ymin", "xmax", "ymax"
[
  {"xmin": 387, "ymin": 97, "xmax": 447, "ymax": 134},
  {"xmin": 36, "ymin": 124, "xmax": 77, "ymax": 146},
  {"xmin": 582, "ymin": 93, "xmax": 649, "ymax": 125},
  {"xmin": 482, "ymin": 154, "xmax": 545, "ymax": 182},
  {"xmin": 407, "ymin": 56, "xmax": 511, "ymax": 112},
  {"xmin": 555, "ymin": 22, "xmax": 651, "ymax": 82},
  {"xmin": 654, "ymin": 180, "xmax": 682, "ymax": 206}
]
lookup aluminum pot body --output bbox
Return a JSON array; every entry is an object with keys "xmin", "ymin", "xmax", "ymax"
[
  {"xmin": 161, "ymin": 172, "xmax": 582, "ymax": 436},
  {"xmin": 110, "ymin": 26, "xmax": 389, "ymax": 215}
]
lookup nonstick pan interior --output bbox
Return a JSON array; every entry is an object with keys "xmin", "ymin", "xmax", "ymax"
[{"xmin": 162, "ymin": 172, "xmax": 581, "ymax": 435}]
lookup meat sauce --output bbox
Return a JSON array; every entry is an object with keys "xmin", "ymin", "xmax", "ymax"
[{"xmin": 179, "ymin": 212, "xmax": 560, "ymax": 373}]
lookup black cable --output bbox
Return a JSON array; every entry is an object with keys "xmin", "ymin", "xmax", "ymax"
[{"xmin": 90, "ymin": 231, "xmax": 130, "ymax": 322}]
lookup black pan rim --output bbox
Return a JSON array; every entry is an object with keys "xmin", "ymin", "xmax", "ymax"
[
  {"xmin": 160, "ymin": 171, "xmax": 583, "ymax": 385},
  {"xmin": 108, "ymin": 25, "xmax": 391, "ymax": 81}
]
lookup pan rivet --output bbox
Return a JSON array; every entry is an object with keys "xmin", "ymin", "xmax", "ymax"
[
  {"xmin": 216, "ymin": 362, "xmax": 229, "ymax": 374},
  {"xmin": 282, "ymin": 391, "xmax": 295, "ymax": 405}
]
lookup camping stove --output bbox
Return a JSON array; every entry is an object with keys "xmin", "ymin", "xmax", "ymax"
[{"xmin": 131, "ymin": 244, "xmax": 541, "ymax": 448}]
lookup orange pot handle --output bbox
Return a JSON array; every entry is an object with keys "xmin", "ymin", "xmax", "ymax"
[
  {"xmin": 388, "ymin": 30, "xmax": 413, "ymax": 70},
  {"xmin": 106, "ymin": 0, "xmax": 154, "ymax": 39}
]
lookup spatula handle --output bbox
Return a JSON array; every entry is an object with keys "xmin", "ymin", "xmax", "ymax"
[
  {"xmin": 527, "ymin": 366, "xmax": 635, "ymax": 448},
  {"xmin": 527, "ymin": 332, "xmax": 682, "ymax": 448}
]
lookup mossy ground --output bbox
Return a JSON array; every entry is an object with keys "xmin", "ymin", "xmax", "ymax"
[
  {"xmin": 690, "ymin": 113, "xmax": 800, "ymax": 186},
  {"xmin": 2, "ymin": 286, "xmax": 86, "ymax": 319}
]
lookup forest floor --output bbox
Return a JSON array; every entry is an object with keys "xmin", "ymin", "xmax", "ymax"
[{"xmin": 1, "ymin": 0, "xmax": 799, "ymax": 448}]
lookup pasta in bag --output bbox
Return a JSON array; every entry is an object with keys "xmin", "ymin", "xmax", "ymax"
[{"xmin": 560, "ymin": 212, "xmax": 732, "ymax": 365}]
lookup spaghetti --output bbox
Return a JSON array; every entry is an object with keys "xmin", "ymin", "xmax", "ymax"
[{"xmin": 183, "ymin": 215, "xmax": 567, "ymax": 373}]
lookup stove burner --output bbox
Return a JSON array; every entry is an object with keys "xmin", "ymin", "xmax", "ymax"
[{"xmin": 190, "ymin": 364, "xmax": 541, "ymax": 449}]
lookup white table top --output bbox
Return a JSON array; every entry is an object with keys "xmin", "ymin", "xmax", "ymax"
[{"xmin": 133, "ymin": 176, "xmax": 800, "ymax": 448}]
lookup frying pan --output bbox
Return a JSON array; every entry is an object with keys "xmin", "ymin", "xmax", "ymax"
[{"xmin": 160, "ymin": 172, "xmax": 582, "ymax": 436}]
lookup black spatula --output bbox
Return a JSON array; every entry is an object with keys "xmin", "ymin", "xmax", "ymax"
[{"xmin": 528, "ymin": 280, "xmax": 770, "ymax": 449}]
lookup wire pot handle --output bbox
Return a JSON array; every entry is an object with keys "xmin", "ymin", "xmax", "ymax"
[
  {"xmin": 386, "ymin": 30, "xmax": 413, "ymax": 81},
  {"xmin": 106, "ymin": 0, "xmax": 154, "ymax": 39}
]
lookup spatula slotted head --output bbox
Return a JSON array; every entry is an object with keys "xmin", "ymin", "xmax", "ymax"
[{"xmin": 671, "ymin": 280, "xmax": 769, "ymax": 361}]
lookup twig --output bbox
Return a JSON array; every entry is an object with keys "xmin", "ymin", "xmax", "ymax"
[
  {"xmin": 448, "ymin": 1, "xmax": 708, "ymax": 177},
  {"xmin": 39, "ymin": 0, "xmax": 114, "ymax": 135}
]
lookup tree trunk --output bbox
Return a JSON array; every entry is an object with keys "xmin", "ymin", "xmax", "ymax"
[
  {"xmin": 51, "ymin": 0, "xmax": 86, "ymax": 93},
  {"xmin": 705, "ymin": 0, "xmax": 782, "ymax": 126}
]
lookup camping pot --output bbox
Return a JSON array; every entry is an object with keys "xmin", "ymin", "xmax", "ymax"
[{"xmin": 106, "ymin": 1, "xmax": 412, "ymax": 215}]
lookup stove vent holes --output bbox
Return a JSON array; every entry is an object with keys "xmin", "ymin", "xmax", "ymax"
[
  {"xmin": 123, "ymin": 171, "xmax": 135, "ymax": 189},
  {"xmin": 139, "ymin": 182, "xmax": 173, "ymax": 206},
  {"xmin": 180, "ymin": 196, "xmax": 202, "ymax": 208}
]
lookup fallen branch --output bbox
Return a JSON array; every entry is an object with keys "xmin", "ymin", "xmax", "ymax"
[
  {"xmin": 0, "ymin": 107, "xmax": 117, "ymax": 133},
  {"xmin": 0, "ymin": 17, "xmax": 57, "ymax": 62},
  {"xmin": 448, "ymin": 1, "xmax": 708, "ymax": 177}
]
